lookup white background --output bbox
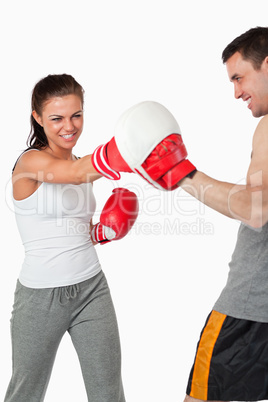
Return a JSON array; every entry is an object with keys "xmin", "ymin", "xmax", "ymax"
[{"xmin": 1, "ymin": 0, "xmax": 268, "ymax": 401}]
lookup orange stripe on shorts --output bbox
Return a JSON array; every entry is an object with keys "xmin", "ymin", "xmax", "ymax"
[{"xmin": 190, "ymin": 310, "xmax": 227, "ymax": 400}]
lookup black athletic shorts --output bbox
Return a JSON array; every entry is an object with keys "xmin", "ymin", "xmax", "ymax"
[{"xmin": 186, "ymin": 310, "xmax": 268, "ymax": 401}]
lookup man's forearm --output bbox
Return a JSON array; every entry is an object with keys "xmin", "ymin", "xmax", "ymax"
[{"xmin": 180, "ymin": 171, "xmax": 265, "ymax": 228}]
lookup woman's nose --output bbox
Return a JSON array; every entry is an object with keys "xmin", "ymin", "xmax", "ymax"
[{"xmin": 64, "ymin": 119, "xmax": 75, "ymax": 131}]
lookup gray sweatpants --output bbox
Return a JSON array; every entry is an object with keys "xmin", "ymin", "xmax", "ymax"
[{"xmin": 4, "ymin": 271, "xmax": 125, "ymax": 402}]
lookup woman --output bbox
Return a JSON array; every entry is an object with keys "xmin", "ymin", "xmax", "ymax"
[{"xmin": 5, "ymin": 74, "xmax": 126, "ymax": 401}]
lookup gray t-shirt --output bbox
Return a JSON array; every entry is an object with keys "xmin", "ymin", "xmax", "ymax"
[{"xmin": 213, "ymin": 222, "xmax": 268, "ymax": 322}]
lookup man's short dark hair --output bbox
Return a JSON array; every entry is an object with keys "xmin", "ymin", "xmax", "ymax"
[{"xmin": 222, "ymin": 26, "xmax": 268, "ymax": 69}]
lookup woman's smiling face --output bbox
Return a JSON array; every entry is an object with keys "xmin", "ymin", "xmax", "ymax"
[{"xmin": 32, "ymin": 94, "xmax": 84, "ymax": 152}]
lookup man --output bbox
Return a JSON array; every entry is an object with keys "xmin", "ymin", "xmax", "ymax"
[
  {"xmin": 71, "ymin": 26, "xmax": 268, "ymax": 400},
  {"xmin": 181, "ymin": 26, "xmax": 268, "ymax": 402}
]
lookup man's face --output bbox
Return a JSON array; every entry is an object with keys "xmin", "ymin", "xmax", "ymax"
[{"xmin": 226, "ymin": 51, "xmax": 268, "ymax": 117}]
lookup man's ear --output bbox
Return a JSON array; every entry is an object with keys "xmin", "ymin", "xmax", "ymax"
[
  {"xmin": 262, "ymin": 56, "xmax": 268, "ymax": 72},
  {"xmin": 32, "ymin": 110, "xmax": 43, "ymax": 127}
]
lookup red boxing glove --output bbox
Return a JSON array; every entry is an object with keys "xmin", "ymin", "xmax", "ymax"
[
  {"xmin": 91, "ymin": 188, "xmax": 139, "ymax": 245},
  {"xmin": 92, "ymin": 139, "xmax": 131, "ymax": 180},
  {"xmin": 92, "ymin": 101, "xmax": 196, "ymax": 191}
]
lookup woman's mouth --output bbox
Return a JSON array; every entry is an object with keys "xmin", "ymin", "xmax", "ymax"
[{"xmin": 60, "ymin": 133, "xmax": 76, "ymax": 141}]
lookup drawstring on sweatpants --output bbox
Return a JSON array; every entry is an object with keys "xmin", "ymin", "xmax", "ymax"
[{"xmin": 57, "ymin": 284, "xmax": 80, "ymax": 305}]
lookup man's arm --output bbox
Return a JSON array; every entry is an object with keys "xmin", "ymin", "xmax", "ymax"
[{"xmin": 180, "ymin": 115, "xmax": 268, "ymax": 229}]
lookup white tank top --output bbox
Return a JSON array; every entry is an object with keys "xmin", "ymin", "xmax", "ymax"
[{"xmin": 13, "ymin": 180, "xmax": 101, "ymax": 288}]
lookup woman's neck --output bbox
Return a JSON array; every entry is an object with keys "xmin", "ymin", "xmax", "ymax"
[{"xmin": 43, "ymin": 144, "xmax": 75, "ymax": 160}]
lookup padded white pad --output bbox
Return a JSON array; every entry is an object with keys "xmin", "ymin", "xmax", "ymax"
[{"xmin": 114, "ymin": 101, "xmax": 181, "ymax": 170}]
